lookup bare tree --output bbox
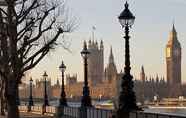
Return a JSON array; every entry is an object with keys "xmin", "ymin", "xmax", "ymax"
[
  {"xmin": 0, "ymin": 0, "xmax": 76, "ymax": 118},
  {"xmin": 0, "ymin": 77, "xmax": 7, "ymax": 116},
  {"xmin": 0, "ymin": 8, "xmax": 8, "ymax": 116},
  {"xmin": 0, "ymin": 78, "xmax": 6, "ymax": 115}
]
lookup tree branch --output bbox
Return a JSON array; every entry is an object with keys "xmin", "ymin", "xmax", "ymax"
[
  {"xmin": 17, "ymin": 0, "xmax": 39, "ymax": 25},
  {"xmin": 22, "ymin": 28, "xmax": 63, "ymax": 72}
]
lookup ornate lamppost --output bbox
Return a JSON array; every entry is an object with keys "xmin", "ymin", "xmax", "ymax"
[
  {"xmin": 28, "ymin": 77, "xmax": 34, "ymax": 112},
  {"xmin": 28, "ymin": 77, "xmax": 34, "ymax": 106},
  {"xmin": 43, "ymin": 71, "xmax": 49, "ymax": 110},
  {"xmin": 59, "ymin": 61, "xmax": 67, "ymax": 106},
  {"xmin": 117, "ymin": 1, "xmax": 140, "ymax": 118},
  {"xmin": 81, "ymin": 41, "xmax": 92, "ymax": 107}
]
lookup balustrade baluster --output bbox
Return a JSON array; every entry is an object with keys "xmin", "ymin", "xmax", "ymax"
[
  {"xmin": 156, "ymin": 114, "xmax": 159, "ymax": 118},
  {"xmin": 97, "ymin": 109, "xmax": 98, "ymax": 118},
  {"xmin": 17, "ymin": 105, "xmax": 186, "ymax": 118},
  {"xmin": 100, "ymin": 109, "xmax": 102, "ymax": 118}
]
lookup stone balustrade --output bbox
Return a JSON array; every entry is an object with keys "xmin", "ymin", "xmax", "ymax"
[
  {"xmin": 129, "ymin": 111, "xmax": 186, "ymax": 118},
  {"xmin": 62, "ymin": 106, "xmax": 113, "ymax": 118},
  {"xmin": 18, "ymin": 105, "xmax": 186, "ymax": 118},
  {"xmin": 18, "ymin": 106, "xmax": 57, "ymax": 116},
  {"xmin": 63, "ymin": 106, "xmax": 79, "ymax": 117}
]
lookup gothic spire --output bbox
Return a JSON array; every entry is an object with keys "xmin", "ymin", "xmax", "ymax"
[
  {"xmin": 169, "ymin": 23, "xmax": 177, "ymax": 41},
  {"xmin": 100, "ymin": 40, "xmax": 104, "ymax": 50},
  {"xmin": 167, "ymin": 23, "xmax": 181, "ymax": 48},
  {"xmin": 140, "ymin": 65, "xmax": 145, "ymax": 82},
  {"xmin": 172, "ymin": 23, "xmax": 176, "ymax": 33},
  {"xmin": 109, "ymin": 46, "xmax": 114, "ymax": 64},
  {"xmin": 57, "ymin": 78, "xmax": 60, "ymax": 86},
  {"xmin": 156, "ymin": 74, "xmax": 159, "ymax": 83},
  {"xmin": 141, "ymin": 65, "xmax": 144, "ymax": 74}
]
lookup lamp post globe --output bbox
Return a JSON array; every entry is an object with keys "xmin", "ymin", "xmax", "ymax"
[
  {"xmin": 117, "ymin": 1, "xmax": 140, "ymax": 118},
  {"xmin": 28, "ymin": 77, "xmax": 34, "ymax": 106},
  {"xmin": 81, "ymin": 41, "xmax": 90, "ymax": 59},
  {"xmin": 81, "ymin": 41, "xmax": 92, "ymax": 107},
  {"xmin": 118, "ymin": 1, "xmax": 135, "ymax": 28},
  {"xmin": 59, "ymin": 61, "xmax": 66, "ymax": 72},
  {"xmin": 59, "ymin": 61, "xmax": 67, "ymax": 106},
  {"xmin": 43, "ymin": 71, "xmax": 49, "ymax": 106}
]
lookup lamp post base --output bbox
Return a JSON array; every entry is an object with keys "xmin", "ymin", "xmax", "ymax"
[
  {"xmin": 44, "ymin": 99, "xmax": 49, "ymax": 106},
  {"xmin": 59, "ymin": 98, "xmax": 67, "ymax": 106},
  {"xmin": 28, "ymin": 100, "xmax": 33, "ymax": 106},
  {"xmin": 117, "ymin": 74, "xmax": 141, "ymax": 118},
  {"xmin": 81, "ymin": 86, "xmax": 92, "ymax": 107},
  {"xmin": 81, "ymin": 96, "xmax": 92, "ymax": 107}
]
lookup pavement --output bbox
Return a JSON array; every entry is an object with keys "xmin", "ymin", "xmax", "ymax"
[{"xmin": 0, "ymin": 112, "xmax": 54, "ymax": 118}]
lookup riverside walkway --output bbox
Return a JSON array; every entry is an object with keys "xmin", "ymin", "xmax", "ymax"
[
  {"xmin": 19, "ymin": 105, "xmax": 186, "ymax": 118},
  {"xmin": 2, "ymin": 105, "xmax": 186, "ymax": 118},
  {"xmin": 0, "ymin": 112, "xmax": 53, "ymax": 118}
]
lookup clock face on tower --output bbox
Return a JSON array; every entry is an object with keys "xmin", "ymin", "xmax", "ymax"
[{"xmin": 166, "ymin": 47, "xmax": 171, "ymax": 57}]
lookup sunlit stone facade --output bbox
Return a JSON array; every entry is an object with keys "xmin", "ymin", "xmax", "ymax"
[{"xmin": 166, "ymin": 24, "xmax": 182, "ymax": 97}]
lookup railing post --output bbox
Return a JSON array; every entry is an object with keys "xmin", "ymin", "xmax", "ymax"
[
  {"xmin": 27, "ymin": 105, "xmax": 31, "ymax": 112},
  {"xmin": 156, "ymin": 114, "xmax": 158, "ymax": 118},
  {"xmin": 56, "ymin": 106, "xmax": 64, "ymax": 118},
  {"xmin": 79, "ymin": 107, "xmax": 87, "ymax": 118},
  {"xmin": 42, "ymin": 105, "xmax": 46, "ymax": 115}
]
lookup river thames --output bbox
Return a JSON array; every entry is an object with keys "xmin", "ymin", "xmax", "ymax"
[{"xmin": 144, "ymin": 108, "xmax": 186, "ymax": 116}]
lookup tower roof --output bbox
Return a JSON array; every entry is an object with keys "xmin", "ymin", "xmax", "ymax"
[
  {"xmin": 141, "ymin": 65, "xmax": 144, "ymax": 74},
  {"xmin": 170, "ymin": 23, "xmax": 177, "ymax": 39},
  {"xmin": 172, "ymin": 23, "xmax": 176, "ymax": 33},
  {"xmin": 167, "ymin": 23, "xmax": 181, "ymax": 48}
]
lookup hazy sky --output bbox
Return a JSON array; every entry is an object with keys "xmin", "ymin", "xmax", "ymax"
[{"xmin": 26, "ymin": 0, "xmax": 186, "ymax": 84}]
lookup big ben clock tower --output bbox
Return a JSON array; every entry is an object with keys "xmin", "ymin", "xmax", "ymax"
[{"xmin": 166, "ymin": 24, "xmax": 182, "ymax": 97}]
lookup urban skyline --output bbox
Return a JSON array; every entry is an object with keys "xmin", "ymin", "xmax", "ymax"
[
  {"xmin": 27, "ymin": 0, "xmax": 186, "ymax": 84},
  {"xmin": 1, "ymin": 0, "xmax": 186, "ymax": 117}
]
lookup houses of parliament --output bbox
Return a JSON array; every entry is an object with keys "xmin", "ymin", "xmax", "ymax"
[{"xmin": 19, "ymin": 24, "xmax": 186, "ymax": 103}]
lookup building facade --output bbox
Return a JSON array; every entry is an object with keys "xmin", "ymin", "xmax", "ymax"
[
  {"xmin": 134, "ymin": 66, "xmax": 168, "ymax": 103},
  {"xmin": 104, "ymin": 47, "xmax": 117, "ymax": 83},
  {"xmin": 88, "ymin": 40, "xmax": 104, "ymax": 85},
  {"xmin": 19, "ymin": 26, "xmax": 185, "ymax": 103},
  {"xmin": 166, "ymin": 24, "xmax": 182, "ymax": 97}
]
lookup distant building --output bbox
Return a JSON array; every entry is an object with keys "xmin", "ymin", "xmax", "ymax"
[
  {"xmin": 19, "ymin": 26, "xmax": 185, "ymax": 102},
  {"xmin": 104, "ymin": 47, "xmax": 117, "ymax": 83},
  {"xmin": 134, "ymin": 66, "xmax": 168, "ymax": 103},
  {"xmin": 88, "ymin": 40, "xmax": 104, "ymax": 85},
  {"xmin": 66, "ymin": 74, "xmax": 78, "ymax": 85},
  {"xmin": 19, "ymin": 41, "xmax": 118, "ymax": 100},
  {"xmin": 166, "ymin": 24, "xmax": 182, "ymax": 97},
  {"xmin": 34, "ymin": 78, "xmax": 52, "ymax": 100},
  {"xmin": 63, "ymin": 42, "xmax": 118, "ymax": 99}
]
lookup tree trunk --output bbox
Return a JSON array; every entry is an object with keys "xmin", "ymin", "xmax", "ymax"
[
  {"xmin": 6, "ymin": 80, "xmax": 19, "ymax": 118},
  {"xmin": 7, "ymin": 95, "xmax": 19, "ymax": 118},
  {"xmin": 0, "ymin": 79, "xmax": 5, "ymax": 115},
  {"xmin": 0, "ymin": 94, "xmax": 5, "ymax": 116}
]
